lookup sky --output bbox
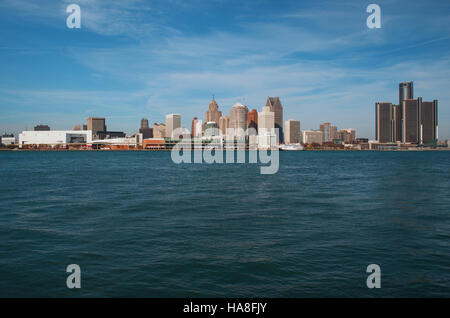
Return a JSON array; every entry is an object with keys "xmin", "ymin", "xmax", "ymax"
[{"xmin": 0, "ymin": 0, "xmax": 449, "ymax": 139}]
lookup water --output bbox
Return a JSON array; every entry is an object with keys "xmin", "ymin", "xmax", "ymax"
[{"xmin": 0, "ymin": 151, "xmax": 449, "ymax": 297}]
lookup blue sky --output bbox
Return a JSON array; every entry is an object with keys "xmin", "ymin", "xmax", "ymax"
[{"xmin": 0, "ymin": 0, "xmax": 449, "ymax": 139}]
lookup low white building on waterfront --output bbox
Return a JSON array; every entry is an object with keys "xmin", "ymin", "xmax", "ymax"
[{"xmin": 18, "ymin": 130, "xmax": 93, "ymax": 147}]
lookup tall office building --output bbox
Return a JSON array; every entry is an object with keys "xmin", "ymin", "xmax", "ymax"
[
  {"xmin": 421, "ymin": 100, "xmax": 438, "ymax": 144},
  {"xmin": 402, "ymin": 98, "xmax": 421, "ymax": 144},
  {"xmin": 219, "ymin": 116, "xmax": 230, "ymax": 136},
  {"xmin": 205, "ymin": 97, "xmax": 222, "ymax": 125},
  {"xmin": 248, "ymin": 109, "xmax": 258, "ymax": 132},
  {"xmin": 195, "ymin": 119, "xmax": 203, "ymax": 138},
  {"xmin": 285, "ymin": 119, "xmax": 300, "ymax": 144},
  {"xmin": 258, "ymin": 106, "xmax": 276, "ymax": 147},
  {"xmin": 141, "ymin": 118, "xmax": 149, "ymax": 129},
  {"xmin": 393, "ymin": 104, "xmax": 402, "ymax": 142},
  {"xmin": 87, "ymin": 117, "xmax": 106, "ymax": 136},
  {"xmin": 165, "ymin": 114, "xmax": 181, "ymax": 139},
  {"xmin": 191, "ymin": 117, "xmax": 198, "ymax": 137},
  {"xmin": 229, "ymin": 103, "xmax": 248, "ymax": 136},
  {"xmin": 399, "ymin": 82, "xmax": 413, "ymax": 105},
  {"xmin": 320, "ymin": 122, "xmax": 337, "ymax": 143},
  {"xmin": 139, "ymin": 118, "xmax": 153, "ymax": 139},
  {"xmin": 375, "ymin": 102, "xmax": 393, "ymax": 143},
  {"xmin": 266, "ymin": 97, "xmax": 283, "ymax": 142}
]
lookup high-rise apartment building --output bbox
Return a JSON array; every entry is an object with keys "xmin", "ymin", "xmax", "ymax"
[
  {"xmin": 266, "ymin": 97, "xmax": 283, "ymax": 142},
  {"xmin": 205, "ymin": 97, "xmax": 222, "ymax": 125},
  {"xmin": 165, "ymin": 114, "xmax": 181, "ymax": 139},
  {"xmin": 285, "ymin": 119, "xmax": 300, "ymax": 144},
  {"xmin": 375, "ymin": 102, "xmax": 393, "ymax": 143}
]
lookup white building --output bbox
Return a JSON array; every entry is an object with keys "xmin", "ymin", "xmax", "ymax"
[
  {"xmin": 195, "ymin": 119, "xmax": 203, "ymax": 138},
  {"xmin": 165, "ymin": 114, "xmax": 181, "ymax": 139},
  {"xmin": 258, "ymin": 106, "xmax": 277, "ymax": 148},
  {"xmin": 1, "ymin": 135, "xmax": 16, "ymax": 145},
  {"xmin": 19, "ymin": 130, "xmax": 93, "ymax": 147},
  {"xmin": 302, "ymin": 130, "xmax": 323, "ymax": 145}
]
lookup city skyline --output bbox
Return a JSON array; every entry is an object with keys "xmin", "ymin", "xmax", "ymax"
[{"xmin": 0, "ymin": 0, "xmax": 450, "ymax": 139}]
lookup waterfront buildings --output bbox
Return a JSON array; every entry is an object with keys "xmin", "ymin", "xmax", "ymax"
[
  {"xmin": 375, "ymin": 82, "xmax": 438, "ymax": 145},
  {"xmin": 1, "ymin": 134, "xmax": 15, "ymax": 145},
  {"xmin": 338, "ymin": 129, "xmax": 356, "ymax": 144},
  {"xmin": 302, "ymin": 130, "xmax": 323, "ymax": 145},
  {"xmin": 229, "ymin": 103, "xmax": 248, "ymax": 136},
  {"xmin": 19, "ymin": 130, "xmax": 93, "ymax": 147},
  {"xmin": 320, "ymin": 122, "xmax": 337, "ymax": 143},
  {"xmin": 165, "ymin": 114, "xmax": 181, "ymax": 139},
  {"xmin": 285, "ymin": 119, "xmax": 300, "ymax": 144},
  {"xmin": 205, "ymin": 97, "xmax": 222, "ymax": 125},
  {"xmin": 266, "ymin": 97, "xmax": 283, "ymax": 143},
  {"xmin": 191, "ymin": 117, "xmax": 198, "ymax": 137}
]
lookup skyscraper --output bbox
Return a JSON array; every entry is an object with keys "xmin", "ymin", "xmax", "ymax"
[
  {"xmin": 285, "ymin": 119, "xmax": 300, "ymax": 144},
  {"xmin": 266, "ymin": 97, "xmax": 283, "ymax": 143},
  {"xmin": 87, "ymin": 117, "xmax": 106, "ymax": 139},
  {"xmin": 141, "ymin": 118, "xmax": 149, "ymax": 129},
  {"xmin": 247, "ymin": 109, "xmax": 258, "ymax": 132},
  {"xmin": 421, "ymin": 100, "xmax": 438, "ymax": 144},
  {"xmin": 375, "ymin": 102, "xmax": 393, "ymax": 143},
  {"xmin": 191, "ymin": 117, "xmax": 198, "ymax": 137},
  {"xmin": 402, "ymin": 98, "xmax": 421, "ymax": 144},
  {"xmin": 258, "ymin": 106, "xmax": 276, "ymax": 147},
  {"xmin": 219, "ymin": 116, "xmax": 230, "ymax": 136},
  {"xmin": 165, "ymin": 114, "xmax": 181, "ymax": 139},
  {"xmin": 205, "ymin": 97, "xmax": 222, "ymax": 125},
  {"xmin": 399, "ymin": 82, "xmax": 413, "ymax": 105},
  {"xmin": 393, "ymin": 104, "xmax": 402, "ymax": 142},
  {"xmin": 229, "ymin": 103, "xmax": 248, "ymax": 136}
]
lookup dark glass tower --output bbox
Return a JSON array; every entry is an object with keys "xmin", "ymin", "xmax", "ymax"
[
  {"xmin": 399, "ymin": 82, "xmax": 413, "ymax": 105},
  {"xmin": 375, "ymin": 102, "xmax": 393, "ymax": 143}
]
